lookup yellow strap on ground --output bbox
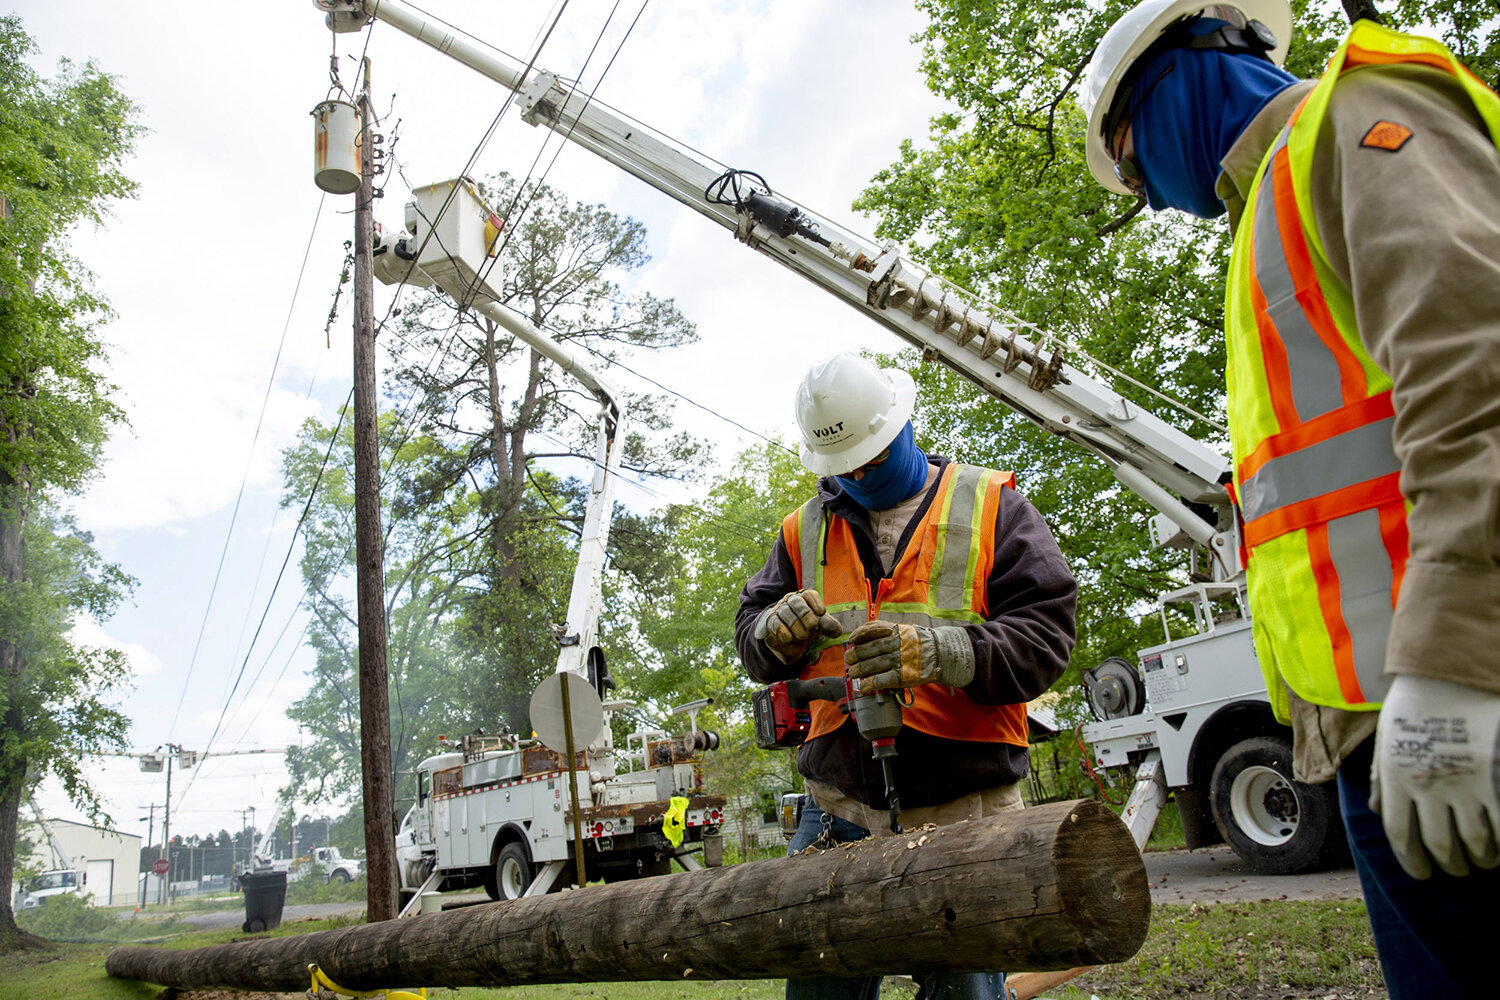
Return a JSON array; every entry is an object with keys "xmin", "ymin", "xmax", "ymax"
[{"xmin": 308, "ymin": 962, "xmax": 428, "ymax": 999}]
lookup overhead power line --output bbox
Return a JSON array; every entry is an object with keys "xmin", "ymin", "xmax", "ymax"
[{"xmin": 166, "ymin": 193, "xmax": 327, "ymax": 742}]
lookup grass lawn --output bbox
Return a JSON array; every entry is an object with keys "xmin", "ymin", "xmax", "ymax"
[{"xmin": 0, "ymin": 898, "xmax": 1384, "ymax": 1000}]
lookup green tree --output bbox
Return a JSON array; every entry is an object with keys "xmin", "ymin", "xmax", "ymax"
[
  {"xmin": 387, "ymin": 172, "xmax": 705, "ymax": 720},
  {"xmin": 0, "ymin": 509, "xmax": 134, "ymax": 946},
  {"xmin": 0, "ymin": 15, "xmax": 140, "ymax": 950},
  {"xmin": 280, "ymin": 408, "xmax": 497, "ymax": 807},
  {"xmin": 615, "ymin": 442, "xmax": 817, "ymax": 834},
  {"xmin": 854, "ymin": 0, "xmax": 1495, "ymax": 687}
]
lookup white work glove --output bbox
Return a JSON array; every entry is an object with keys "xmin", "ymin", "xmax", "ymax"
[
  {"xmin": 753, "ymin": 588, "xmax": 842, "ymax": 665},
  {"xmin": 1371, "ymin": 675, "xmax": 1500, "ymax": 879}
]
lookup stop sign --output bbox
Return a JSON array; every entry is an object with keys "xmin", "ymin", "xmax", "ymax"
[{"xmin": 151, "ymin": 858, "xmax": 169, "ymax": 876}]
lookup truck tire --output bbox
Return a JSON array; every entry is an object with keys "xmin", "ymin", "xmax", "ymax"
[
  {"xmin": 1209, "ymin": 735, "xmax": 1344, "ymax": 875},
  {"xmin": 492, "ymin": 842, "xmax": 533, "ymax": 901},
  {"xmin": 329, "ymin": 869, "xmax": 351, "ymax": 884}
]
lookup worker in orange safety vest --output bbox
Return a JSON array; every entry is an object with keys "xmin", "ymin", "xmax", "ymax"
[
  {"xmin": 1078, "ymin": 1, "xmax": 1500, "ymax": 995},
  {"xmin": 736, "ymin": 353, "xmax": 1076, "ymax": 1000}
]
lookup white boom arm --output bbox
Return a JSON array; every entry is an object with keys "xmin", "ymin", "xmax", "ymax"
[
  {"xmin": 371, "ymin": 177, "xmax": 627, "ymax": 680},
  {"xmin": 317, "ymin": 0, "xmax": 1234, "ymax": 575},
  {"xmin": 28, "ymin": 799, "xmax": 73, "ymax": 871},
  {"xmin": 251, "ymin": 800, "xmax": 287, "ymax": 866}
]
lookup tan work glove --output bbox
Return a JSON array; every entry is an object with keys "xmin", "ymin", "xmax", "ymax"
[
  {"xmin": 753, "ymin": 588, "xmax": 842, "ymax": 665},
  {"xmin": 843, "ymin": 620, "xmax": 975, "ymax": 692}
]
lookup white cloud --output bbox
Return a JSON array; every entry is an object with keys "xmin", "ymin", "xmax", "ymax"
[{"xmin": 70, "ymin": 614, "xmax": 164, "ymax": 678}]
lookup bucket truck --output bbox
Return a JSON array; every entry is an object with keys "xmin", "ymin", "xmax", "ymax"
[
  {"xmin": 312, "ymin": 0, "xmax": 1347, "ymax": 875},
  {"xmin": 369, "ymin": 177, "xmax": 724, "ymax": 912},
  {"xmin": 17, "ymin": 804, "xmax": 83, "ymax": 909}
]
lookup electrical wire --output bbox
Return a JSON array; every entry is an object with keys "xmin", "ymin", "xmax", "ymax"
[
  {"xmin": 165, "ymin": 193, "xmax": 327, "ymax": 742},
  {"xmin": 227, "ymin": 616, "xmax": 313, "ymax": 751},
  {"xmin": 457, "ymin": 0, "xmax": 648, "ymax": 312},
  {"xmin": 173, "ymin": 0, "xmax": 585, "ymax": 804},
  {"xmin": 603, "ymin": 355, "xmax": 795, "ymax": 457},
  {"xmin": 172, "ymin": 391, "xmax": 353, "ymax": 812}
]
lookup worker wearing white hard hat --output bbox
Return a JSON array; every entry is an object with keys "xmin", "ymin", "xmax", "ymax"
[
  {"xmin": 1079, "ymin": 3, "xmax": 1500, "ymax": 997},
  {"xmin": 794, "ymin": 352, "xmax": 916, "ymax": 482},
  {"xmin": 737, "ymin": 353, "xmax": 1077, "ymax": 1000}
]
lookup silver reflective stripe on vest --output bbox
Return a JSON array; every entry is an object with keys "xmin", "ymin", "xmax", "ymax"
[
  {"xmin": 797, "ymin": 498, "xmax": 824, "ymax": 594},
  {"xmin": 1252, "ymin": 129, "xmax": 1345, "ymax": 422},
  {"xmin": 1327, "ymin": 508, "xmax": 1394, "ymax": 704},
  {"xmin": 930, "ymin": 465, "xmax": 990, "ymax": 612},
  {"xmin": 1239, "ymin": 416, "xmax": 1401, "ymax": 525}
]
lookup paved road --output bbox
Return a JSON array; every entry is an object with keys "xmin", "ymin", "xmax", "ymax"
[
  {"xmin": 1143, "ymin": 845, "xmax": 1364, "ymax": 905},
  {"xmin": 176, "ymin": 900, "xmax": 371, "ymax": 930}
]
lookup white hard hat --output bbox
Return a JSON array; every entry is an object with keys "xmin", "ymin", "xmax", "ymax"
[
  {"xmin": 1078, "ymin": 0, "xmax": 1292, "ymax": 195},
  {"xmin": 795, "ymin": 354, "xmax": 916, "ymax": 476}
]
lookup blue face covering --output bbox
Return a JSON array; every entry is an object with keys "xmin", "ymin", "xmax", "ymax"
[
  {"xmin": 835, "ymin": 422, "xmax": 929, "ymax": 511},
  {"xmin": 1128, "ymin": 20, "xmax": 1298, "ymax": 218}
]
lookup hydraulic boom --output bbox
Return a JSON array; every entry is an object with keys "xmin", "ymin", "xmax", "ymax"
[{"xmin": 313, "ymin": 0, "xmax": 1238, "ymax": 583}]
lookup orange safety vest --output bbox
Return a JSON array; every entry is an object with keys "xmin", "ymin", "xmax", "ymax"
[
  {"xmin": 779, "ymin": 463, "xmax": 1030, "ymax": 746},
  {"xmin": 1224, "ymin": 21, "xmax": 1500, "ymax": 719}
]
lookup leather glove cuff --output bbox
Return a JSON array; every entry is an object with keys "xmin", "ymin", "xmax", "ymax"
[{"xmin": 927, "ymin": 626, "xmax": 975, "ymax": 688}]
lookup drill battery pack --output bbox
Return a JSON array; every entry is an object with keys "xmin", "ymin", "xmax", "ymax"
[{"xmin": 752, "ymin": 683, "xmax": 810, "ymax": 749}]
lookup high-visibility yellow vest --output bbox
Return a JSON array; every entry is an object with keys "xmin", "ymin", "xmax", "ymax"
[
  {"xmin": 780, "ymin": 463, "xmax": 1029, "ymax": 746},
  {"xmin": 1224, "ymin": 21, "xmax": 1500, "ymax": 720}
]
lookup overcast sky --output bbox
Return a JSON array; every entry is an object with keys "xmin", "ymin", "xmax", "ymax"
[{"xmin": 15, "ymin": 0, "xmax": 953, "ymax": 851}]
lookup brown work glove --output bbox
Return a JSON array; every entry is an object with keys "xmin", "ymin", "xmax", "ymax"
[
  {"xmin": 844, "ymin": 620, "xmax": 975, "ymax": 692},
  {"xmin": 753, "ymin": 588, "xmax": 842, "ymax": 664}
]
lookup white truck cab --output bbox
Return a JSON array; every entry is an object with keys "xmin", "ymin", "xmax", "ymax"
[{"xmin": 18, "ymin": 868, "xmax": 82, "ymax": 909}]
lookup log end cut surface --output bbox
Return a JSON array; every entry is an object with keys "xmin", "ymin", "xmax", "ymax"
[{"xmin": 1049, "ymin": 798, "xmax": 1153, "ymax": 965}]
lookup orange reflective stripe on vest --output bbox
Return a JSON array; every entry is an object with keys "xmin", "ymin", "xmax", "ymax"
[{"xmin": 778, "ymin": 464, "xmax": 1028, "ymax": 746}]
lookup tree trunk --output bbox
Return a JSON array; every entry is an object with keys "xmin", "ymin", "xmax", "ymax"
[
  {"xmin": 106, "ymin": 799, "xmax": 1149, "ymax": 991},
  {"xmin": 0, "ymin": 434, "xmax": 42, "ymax": 952}
]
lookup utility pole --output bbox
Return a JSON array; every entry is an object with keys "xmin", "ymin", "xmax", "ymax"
[
  {"xmin": 138, "ymin": 804, "xmax": 155, "ymax": 906},
  {"xmin": 352, "ymin": 57, "xmax": 397, "ymax": 922},
  {"xmin": 159, "ymin": 742, "xmax": 177, "ymax": 905}
]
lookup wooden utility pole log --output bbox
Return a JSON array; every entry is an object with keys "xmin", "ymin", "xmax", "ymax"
[
  {"xmin": 107, "ymin": 800, "xmax": 1148, "ymax": 992},
  {"xmin": 351, "ymin": 59, "xmax": 398, "ymax": 923}
]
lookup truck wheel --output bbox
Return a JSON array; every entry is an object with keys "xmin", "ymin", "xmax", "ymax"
[
  {"xmin": 329, "ymin": 870, "xmax": 351, "ymax": 884},
  {"xmin": 1209, "ymin": 735, "xmax": 1343, "ymax": 875},
  {"xmin": 492, "ymin": 843, "xmax": 533, "ymax": 901}
]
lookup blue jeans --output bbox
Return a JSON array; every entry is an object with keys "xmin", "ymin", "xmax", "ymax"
[
  {"xmin": 784, "ymin": 797, "xmax": 1008, "ymax": 1000},
  {"xmin": 1337, "ymin": 738, "xmax": 1492, "ymax": 999}
]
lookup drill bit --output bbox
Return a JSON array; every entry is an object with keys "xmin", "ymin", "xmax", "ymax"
[{"xmin": 881, "ymin": 757, "xmax": 902, "ymax": 834}]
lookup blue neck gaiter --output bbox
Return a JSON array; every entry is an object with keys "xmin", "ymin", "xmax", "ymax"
[
  {"xmin": 1130, "ymin": 22, "xmax": 1298, "ymax": 219},
  {"xmin": 835, "ymin": 422, "xmax": 929, "ymax": 511}
]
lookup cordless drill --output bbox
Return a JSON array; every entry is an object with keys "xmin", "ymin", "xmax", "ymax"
[{"xmin": 751, "ymin": 668, "xmax": 906, "ymax": 833}]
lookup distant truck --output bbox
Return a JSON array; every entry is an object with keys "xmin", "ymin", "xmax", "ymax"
[
  {"xmin": 304, "ymin": 846, "xmax": 362, "ymax": 883},
  {"xmin": 395, "ymin": 717, "xmax": 725, "ymax": 904},
  {"xmin": 17, "ymin": 868, "xmax": 83, "ymax": 909}
]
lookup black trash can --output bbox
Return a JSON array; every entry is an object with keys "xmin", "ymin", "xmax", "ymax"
[{"xmin": 237, "ymin": 870, "xmax": 288, "ymax": 933}]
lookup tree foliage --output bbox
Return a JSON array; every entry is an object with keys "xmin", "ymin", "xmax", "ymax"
[
  {"xmin": 613, "ymin": 442, "xmax": 818, "ymax": 828},
  {"xmin": 0, "ymin": 14, "xmax": 140, "ymax": 950}
]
